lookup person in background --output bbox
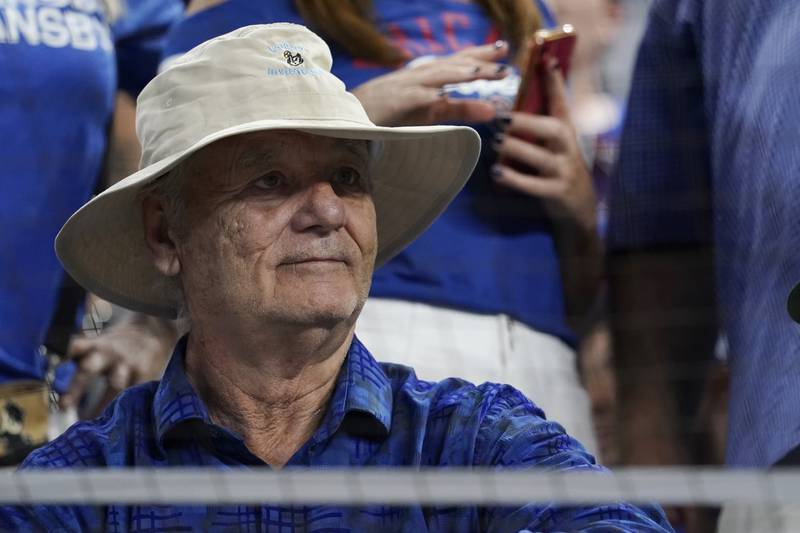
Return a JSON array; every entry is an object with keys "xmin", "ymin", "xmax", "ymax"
[
  {"xmin": 609, "ymin": 0, "xmax": 800, "ymax": 531},
  {"xmin": 0, "ymin": 0, "xmax": 183, "ymax": 464},
  {"xmin": 164, "ymin": 0, "xmax": 604, "ymax": 457}
]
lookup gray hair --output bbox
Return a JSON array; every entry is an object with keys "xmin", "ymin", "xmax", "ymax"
[
  {"xmin": 140, "ymin": 162, "xmax": 188, "ymax": 236},
  {"xmin": 138, "ymin": 164, "xmax": 189, "ymax": 320}
]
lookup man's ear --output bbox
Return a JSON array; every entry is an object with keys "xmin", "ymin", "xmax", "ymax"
[{"xmin": 142, "ymin": 194, "xmax": 182, "ymax": 277}]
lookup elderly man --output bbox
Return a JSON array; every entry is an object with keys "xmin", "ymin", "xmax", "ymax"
[{"xmin": 0, "ymin": 24, "xmax": 671, "ymax": 532}]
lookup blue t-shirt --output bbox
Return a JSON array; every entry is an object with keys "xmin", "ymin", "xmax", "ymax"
[
  {"xmin": 0, "ymin": 336, "xmax": 672, "ymax": 532},
  {"xmin": 0, "ymin": 0, "xmax": 183, "ymax": 386},
  {"xmin": 609, "ymin": 0, "xmax": 800, "ymax": 467},
  {"xmin": 162, "ymin": 0, "xmax": 575, "ymax": 346}
]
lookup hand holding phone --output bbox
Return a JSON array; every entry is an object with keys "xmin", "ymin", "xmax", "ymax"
[{"xmin": 491, "ymin": 24, "xmax": 596, "ymax": 235}]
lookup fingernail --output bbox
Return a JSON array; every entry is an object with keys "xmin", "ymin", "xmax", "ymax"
[
  {"xmin": 494, "ymin": 40, "xmax": 507, "ymax": 49},
  {"xmin": 495, "ymin": 113, "xmax": 512, "ymax": 129},
  {"xmin": 495, "ymin": 64, "xmax": 509, "ymax": 74},
  {"xmin": 490, "ymin": 165, "xmax": 503, "ymax": 179},
  {"xmin": 492, "ymin": 133, "xmax": 505, "ymax": 150}
]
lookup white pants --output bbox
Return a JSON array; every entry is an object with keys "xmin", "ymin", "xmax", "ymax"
[
  {"xmin": 718, "ymin": 504, "xmax": 800, "ymax": 533},
  {"xmin": 355, "ymin": 298, "xmax": 599, "ymax": 458}
]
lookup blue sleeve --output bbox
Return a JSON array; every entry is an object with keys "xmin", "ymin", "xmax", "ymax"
[
  {"xmin": 0, "ymin": 453, "xmax": 101, "ymax": 532},
  {"xmin": 607, "ymin": 0, "xmax": 712, "ymax": 252},
  {"xmin": 0, "ymin": 504, "xmax": 93, "ymax": 533},
  {"xmin": 474, "ymin": 387, "xmax": 673, "ymax": 532},
  {"xmin": 112, "ymin": 0, "xmax": 185, "ymax": 96}
]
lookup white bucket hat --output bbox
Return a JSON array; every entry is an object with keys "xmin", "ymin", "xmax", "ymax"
[{"xmin": 55, "ymin": 23, "xmax": 480, "ymax": 318}]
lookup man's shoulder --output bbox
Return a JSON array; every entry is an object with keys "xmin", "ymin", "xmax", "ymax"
[
  {"xmin": 379, "ymin": 362, "xmax": 546, "ymax": 427},
  {"xmin": 22, "ymin": 381, "xmax": 160, "ymax": 469},
  {"xmin": 380, "ymin": 363, "xmax": 544, "ymax": 417},
  {"xmin": 379, "ymin": 362, "xmax": 584, "ymax": 467}
]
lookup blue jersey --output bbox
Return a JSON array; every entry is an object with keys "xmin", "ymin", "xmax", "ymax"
[
  {"xmin": 609, "ymin": 0, "xmax": 800, "ymax": 466},
  {"xmin": 0, "ymin": 0, "xmax": 182, "ymax": 385},
  {"xmin": 162, "ymin": 0, "xmax": 575, "ymax": 346}
]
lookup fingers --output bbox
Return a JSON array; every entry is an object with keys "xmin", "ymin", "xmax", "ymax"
[
  {"xmin": 407, "ymin": 58, "xmax": 511, "ymax": 88},
  {"xmin": 61, "ymin": 349, "xmax": 111, "ymax": 408},
  {"xmin": 361, "ymin": 61, "xmax": 508, "ymax": 126},
  {"xmin": 494, "ymin": 133, "xmax": 560, "ymax": 176},
  {"xmin": 430, "ymin": 99, "xmax": 498, "ymax": 124},
  {"xmin": 65, "ymin": 335, "xmax": 93, "ymax": 360},
  {"xmin": 353, "ymin": 41, "xmax": 513, "ymax": 127},
  {"xmin": 91, "ymin": 364, "xmax": 133, "ymax": 418},
  {"xmin": 61, "ymin": 349, "xmax": 135, "ymax": 413},
  {"xmin": 107, "ymin": 362, "xmax": 133, "ymax": 394},
  {"xmin": 490, "ymin": 163, "xmax": 565, "ymax": 199},
  {"xmin": 543, "ymin": 56, "xmax": 571, "ymax": 120},
  {"xmin": 451, "ymin": 40, "xmax": 510, "ymax": 62},
  {"xmin": 505, "ymin": 112, "xmax": 572, "ymax": 152}
]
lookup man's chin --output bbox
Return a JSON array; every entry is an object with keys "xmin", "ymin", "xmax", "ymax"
[{"xmin": 271, "ymin": 299, "xmax": 361, "ymax": 329}]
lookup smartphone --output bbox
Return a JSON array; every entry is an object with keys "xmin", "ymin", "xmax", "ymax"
[
  {"xmin": 513, "ymin": 24, "xmax": 577, "ymax": 117},
  {"xmin": 496, "ymin": 24, "xmax": 576, "ymax": 177}
]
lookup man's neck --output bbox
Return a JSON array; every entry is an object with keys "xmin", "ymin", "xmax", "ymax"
[{"xmin": 183, "ymin": 323, "xmax": 353, "ymax": 467}]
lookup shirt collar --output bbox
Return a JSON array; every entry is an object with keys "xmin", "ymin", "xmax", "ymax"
[
  {"xmin": 153, "ymin": 334, "xmax": 393, "ymax": 446},
  {"xmin": 313, "ymin": 335, "xmax": 393, "ymax": 443},
  {"xmin": 153, "ymin": 336, "xmax": 211, "ymax": 444}
]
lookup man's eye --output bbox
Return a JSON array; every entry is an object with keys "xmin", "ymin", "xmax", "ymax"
[
  {"xmin": 332, "ymin": 167, "xmax": 364, "ymax": 190},
  {"xmin": 254, "ymin": 172, "xmax": 285, "ymax": 190}
]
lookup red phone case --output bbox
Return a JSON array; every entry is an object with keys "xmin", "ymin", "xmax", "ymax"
[
  {"xmin": 497, "ymin": 25, "xmax": 577, "ymax": 177},
  {"xmin": 513, "ymin": 24, "xmax": 577, "ymax": 117}
]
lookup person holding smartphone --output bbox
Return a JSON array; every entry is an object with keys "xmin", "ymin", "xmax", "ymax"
[{"xmin": 165, "ymin": 0, "xmax": 603, "ymax": 455}]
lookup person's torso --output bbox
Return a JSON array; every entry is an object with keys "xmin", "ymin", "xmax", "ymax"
[
  {"xmin": 163, "ymin": 0, "xmax": 574, "ymax": 345},
  {"xmin": 610, "ymin": 0, "xmax": 800, "ymax": 467},
  {"xmin": 701, "ymin": 0, "xmax": 800, "ymax": 467},
  {"xmin": 34, "ymin": 365, "xmax": 529, "ymax": 531},
  {"xmin": 0, "ymin": 0, "xmax": 117, "ymax": 383}
]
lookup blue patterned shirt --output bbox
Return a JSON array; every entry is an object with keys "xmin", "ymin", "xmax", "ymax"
[{"xmin": 1, "ymin": 337, "xmax": 671, "ymax": 532}]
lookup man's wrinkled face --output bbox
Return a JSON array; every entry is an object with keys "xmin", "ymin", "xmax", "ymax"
[{"xmin": 172, "ymin": 130, "xmax": 377, "ymax": 329}]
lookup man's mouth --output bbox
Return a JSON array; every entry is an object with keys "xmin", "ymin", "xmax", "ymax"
[
  {"xmin": 279, "ymin": 256, "xmax": 349, "ymax": 270},
  {"xmin": 282, "ymin": 256, "xmax": 346, "ymax": 264}
]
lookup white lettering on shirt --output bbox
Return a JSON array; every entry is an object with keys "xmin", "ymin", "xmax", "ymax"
[
  {"xmin": 0, "ymin": 2, "xmax": 111, "ymax": 50},
  {"xmin": 64, "ymin": 9, "xmax": 95, "ymax": 49},
  {"xmin": 38, "ymin": 6, "xmax": 68, "ymax": 47},
  {"xmin": 4, "ymin": 6, "xmax": 39, "ymax": 45}
]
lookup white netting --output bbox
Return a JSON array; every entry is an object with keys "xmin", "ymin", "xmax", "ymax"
[{"xmin": 2, "ymin": 467, "xmax": 798, "ymax": 506}]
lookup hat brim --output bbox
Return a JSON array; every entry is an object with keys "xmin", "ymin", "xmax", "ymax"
[{"xmin": 55, "ymin": 118, "xmax": 480, "ymax": 318}]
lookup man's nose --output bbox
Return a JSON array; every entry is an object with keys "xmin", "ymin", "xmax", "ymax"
[{"xmin": 291, "ymin": 181, "xmax": 346, "ymax": 234}]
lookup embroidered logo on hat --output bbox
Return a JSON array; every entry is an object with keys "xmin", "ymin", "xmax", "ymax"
[{"xmin": 284, "ymin": 50, "xmax": 303, "ymax": 66}]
